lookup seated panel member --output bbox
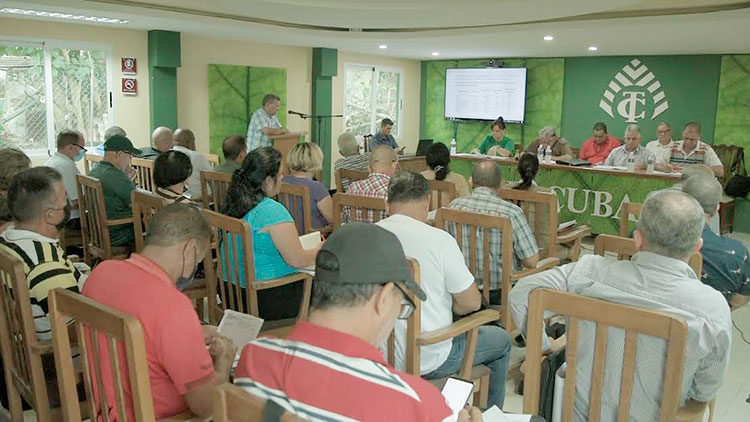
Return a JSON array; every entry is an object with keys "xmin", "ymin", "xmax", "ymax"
[
  {"xmin": 472, "ymin": 117, "xmax": 515, "ymax": 157},
  {"xmin": 524, "ymin": 126, "xmax": 573, "ymax": 161},
  {"xmin": 603, "ymin": 124, "xmax": 667, "ymax": 171},
  {"xmin": 214, "ymin": 135, "xmax": 247, "ymax": 174},
  {"xmin": 645, "ymin": 122, "xmax": 674, "ymax": 164},
  {"xmin": 579, "ymin": 122, "xmax": 621, "ymax": 165},
  {"xmin": 669, "ymin": 122, "xmax": 724, "ymax": 177},
  {"xmin": 247, "ymin": 93, "xmax": 289, "ymax": 151},
  {"xmin": 369, "ymin": 118, "xmax": 404, "ymax": 153}
]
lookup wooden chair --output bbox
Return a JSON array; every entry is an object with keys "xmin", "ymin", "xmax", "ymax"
[
  {"xmin": 213, "ymin": 383, "xmax": 306, "ymax": 422},
  {"xmin": 59, "ymin": 227, "xmax": 83, "ymax": 252},
  {"xmin": 76, "ymin": 175, "xmax": 132, "ymax": 266},
  {"xmin": 498, "ymin": 188, "xmax": 590, "ymax": 261},
  {"xmin": 83, "ymin": 153, "xmax": 103, "ymax": 175},
  {"xmin": 618, "ymin": 202, "xmax": 643, "ymax": 238},
  {"xmin": 200, "ymin": 170, "xmax": 233, "ymax": 211},
  {"xmin": 594, "ymin": 234, "xmax": 703, "ymax": 277},
  {"xmin": 522, "ymin": 288, "xmax": 711, "ymax": 422},
  {"xmin": 276, "ymin": 183, "xmax": 314, "ymax": 235},
  {"xmin": 331, "ymin": 193, "xmax": 388, "ymax": 227},
  {"xmin": 334, "ymin": 169, "xmax": 368, "ymax": 193},
  {"xmin": 207, "ymin": 153, "xmax": 220, "ymax": 168},
  {"xmin": 0, "ymin": 250, "xmax": 58, "ymax": 422},
  {"xmin": 434, "ymin": 208, "xmax": 559, "ymax": 330},
  {"xmin": 427, "ymin": 179, "xmax": 457, "ymax": 211},
  {"xmin": 131, "ymin": 190, "xmax": 167, "ymax": 253},
  {"xmin": 131, "ymin": 157, "xmax": 156, "ymax": 192},
  {"xmin": 201, "ymin": 209, "xmax": 313, "ymax": 325}
]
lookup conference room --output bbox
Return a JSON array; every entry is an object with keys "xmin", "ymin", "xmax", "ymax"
[{"xmin": 1, "ymin": 1, "xmax": 749, "ymax": 421}]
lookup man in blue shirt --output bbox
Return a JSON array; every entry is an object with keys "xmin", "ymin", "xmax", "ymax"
[
  {"xmin": 369, "ymin": 118, "xmax": 404, "ymax": 154},
  {"xmin": 683, "ymin": 174, "xmax": 750, "ymax": 310}
]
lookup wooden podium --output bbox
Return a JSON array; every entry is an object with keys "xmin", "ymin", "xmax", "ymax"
[{"xmin": 269, "ymin": 131, "xmax": 306, "ymax": 174}]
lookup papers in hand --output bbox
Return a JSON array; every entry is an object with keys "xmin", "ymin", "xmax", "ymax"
[
  {"xmin": 218, "ymin": 310, "xmax": 264, "ymax": 352},
  {"xmin": 299, "ymin": 231, "xmax": 322, "ymax": 250},
  {"xmin": 482, "ymin": 406, "xmax": 531, "ymax": 422}
]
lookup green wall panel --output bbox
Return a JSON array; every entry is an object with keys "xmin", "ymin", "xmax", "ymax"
[
  {"xmin": 207, "ymin": 64, "xmax": 286, "ymax": 158},
  {"xmin": 714, "ymin": 54, "xmax": 750, "ymax": 169}
]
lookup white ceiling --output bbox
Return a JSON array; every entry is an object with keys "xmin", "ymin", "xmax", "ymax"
[{"xmin": 4, "ymin": 0, "xmax": 750, "ymax": 59}]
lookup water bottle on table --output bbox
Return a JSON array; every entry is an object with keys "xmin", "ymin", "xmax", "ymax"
[
  {"xmin": 450, "ymin": 138, "xmax": 457, "ymax": 155},
  {"xmin": 646, "ymin": 155, "xmax": 655, "ymax": 173},
  {"xmin": 545, "ymin": 145, "xmax": 553, "ymax": 164},
  {"xmin": 537, "ymin": 144, "xmax": 545, "ymax": 163}
]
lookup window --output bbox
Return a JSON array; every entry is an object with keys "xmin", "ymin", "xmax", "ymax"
[
  {"xmin": 0, "ymin": 40, "xmax": 114, "ymax": 156},
  {"xmin": 344, "ymin": 63, "xmax": 403, "ymax": 139}
]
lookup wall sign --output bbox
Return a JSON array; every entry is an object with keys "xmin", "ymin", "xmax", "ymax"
[
  {"xmin": 122, "ymin": 78, "xmax": 137, "ymax": 95},
  {"xmin": 121, "ymin": 57, "xmax": 137, "ymax": 74}
]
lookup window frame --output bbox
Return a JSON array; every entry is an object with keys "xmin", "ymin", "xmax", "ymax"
[{"xmin": 343, "ymin": 62, "xmax": 404, "ymax": 140}]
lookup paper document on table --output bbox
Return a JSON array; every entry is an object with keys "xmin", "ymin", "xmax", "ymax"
[
  {"xmin": 557, "ymin": 220, "xmax": 576, "ymax": 231},
  {"xmin": 482, "ymin": 406, "xmax": 531, "ymax": 422},
  {"xmin": 299, "ymin": 231, "xmax": 322, "ymax": 250},
  {"xmin": 218, "ymin": 309, "xmax": 264, "ymax": 351},
  {"xmin": 593, "ymin": 165, "xmax": 627, "ymax": 171},
  {"xmin": 452, "ymin": 153, "xmax": 482, "ymax": 157}
]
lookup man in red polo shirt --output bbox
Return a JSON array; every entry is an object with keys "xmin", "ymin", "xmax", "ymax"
[
  {"xmin": 579, "ymin": 122, "xmax": 621, "ymax": 164},
  {"xmin": 235, "ymin": 223, "xmax": 461, "ymax": 422},
  {"xmin": 83, "ymin": 204, "xmax": 235, "ymax": 420}
]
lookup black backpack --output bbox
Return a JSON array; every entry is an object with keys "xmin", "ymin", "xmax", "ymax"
[{"xmin": 725, "ymin": 175, "xmax": 750, "ymax": 198}]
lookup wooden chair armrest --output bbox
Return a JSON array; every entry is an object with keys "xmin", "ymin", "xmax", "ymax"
[
  {"xmin": 157, "ymin": 411, "xmax": 208, "ymax": 422},
  {"xmin": 556, "ymin": 226, "xmax": 591, "ymax": 243},
  {"xmin": 253, "ymin": 272, "xmax": 312, "ymax": 291},
  {"xmin": 106, "ymin": 217, "xmax": 134, "ymax": 226},
  {"xmin": 417, "ymin": 309, "xmax": 500, "ymax": 346},
  {"xmin": 319, "ymin": 225, "xmax": 334, "ymax": 236},
  {"xmin": 675, "ymin": 399, "xmax": 708, "ymax": 422},
  {"xmin": 30, "ymin": 341, "xmax": 54, "ymax": 355},
  {"xmin": 511, "ymin": 257, "xmax": 560, "ymax": 281}
]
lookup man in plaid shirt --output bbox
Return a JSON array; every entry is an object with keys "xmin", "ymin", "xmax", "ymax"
[
  {"xmin": 448, "ymin": 160, "xmax": 539, "ymax": 301},
  {"xmin": 346, "ymin": 146, "xmax": 399, "ymax": 222},
  {"xmin": 247, "ymin": 93, "xmax": 289, "ymax": 151}
]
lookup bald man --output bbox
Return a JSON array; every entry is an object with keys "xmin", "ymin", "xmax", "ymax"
[
  {"xmin": 215, "ymin": 135, "xmax": 247, "ymax": 174},
  {"xmin": 345, "ymin": 146, "xmax": 399, "ymax": 222},
  {"xmin": 140, "ymin": 127, "xmax": 174, "ymax": 160},
  {"xmin": 172, "ymin": 129, "xmax": 213, "ymax": 200}
]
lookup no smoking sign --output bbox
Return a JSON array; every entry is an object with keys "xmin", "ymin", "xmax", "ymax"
[{"xmin": 122, "ymin": 78, "xmax": 137, "ymax": 95}]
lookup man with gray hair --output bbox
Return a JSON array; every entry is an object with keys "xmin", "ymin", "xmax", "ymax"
[
  {"xmin": 603, "ymin": 124, "xmax": 668, "ymax": 171},
  {"xmin": 645, "ymin": 122, "xmax": 674, "ymax": 164},
  {"xmin": 103, "ymin": 125, "xmax": 126, "ymax": 141},
  {"xmin": 139, "ymin": 126, "xmax": 174, "ymax": 160},
  {"xmin": 524, "ymin": 125, "xmax": 573, "ymax": 161},
  {"xmin": 172, "ymin": 128, "xmax": 213, "ymax": 200},
  {"xmin": 682, "ymin": 175, "xmax": 750, "ymax": 310},
  {"xmin": 247, "ymin": 93, "xmax": 289, "ymax": 151},
  {"xmin": 334, "ymin": 132, "xmax": 371, "ymax": 191},
  {"xmin": 510, "ymin": 189, "xmax": 731, "ymax": 421}
]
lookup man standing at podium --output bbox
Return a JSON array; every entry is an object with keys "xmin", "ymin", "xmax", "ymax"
[{"xmin": 247, "ymin": 93, "xmax": 289, "ymax": 151}]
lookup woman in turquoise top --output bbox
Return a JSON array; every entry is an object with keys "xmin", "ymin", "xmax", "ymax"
[
  {"xmin": 472, "ymin": 117, "xmax": 515, "ymax": 157},
  {"xmin": 222, "ymin": 147, "xmax": 321, "ymax": 319}
]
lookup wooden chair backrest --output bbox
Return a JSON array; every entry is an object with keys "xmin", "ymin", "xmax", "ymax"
[
  {"xmin": 201, "ymin": 170, "xmax": 233, "ymax": 211},
  {"xmin": 497, "ymin": 187, "xmax": 559, "ymax": 258},
  {"xmin": 83, "ymin": 153, "xmax": 103, "ymax": 175},
  {"xmin": 619, "ymin": 202, "xmax": 643, "ymax": 237},
  {"xmin": 130, "ymin": 157, "xmax": 155, "ymax": 192},
  {"xmin": 76, "ymin": 174, "xmax": 114, "ymax": 262},
  {"xmin": 277, "ymin": 183, "xmax": 313, "ymax": 235},
  {"xmin": 332, "ymin": 193, "xmax": 387, "ymax": 227},
  {"xmin": 427, "ymin": 179, "xmax": 457, "ymax": 211},
  {"xmin": 523, "ymin": 289, "xmax": 689, "ymax": 422},
  {"xmin": 131, "ymin": 190, "xmax": 167, "ymax": 253},
  {"xmin": 386, "ymin": 258, "xmax": 422, "ymax": 375},
  {"xmin": 434, "ymin": 208, "xmax": 514, "ymax": 328},
  {"xmin": 49, "ymin": 288, "xmax": 154, "ymax": 422},
  {"xmin": 207, "ymin": 153, "xmax": 221, "ymax": 168},
  {"xmin": 0, "ymin": 249, "xmax": 49, "ymax": 420},
  {"xmin": 335, "ymin": 169, "xmax": 368, "ymax": 192},
  {"xmin": 594, "ymin": 234, "xmax": 703, "ymax": 277},
  {"xmin": 213, "ymin": 383, "xmax": 308, "ymax": 422}
]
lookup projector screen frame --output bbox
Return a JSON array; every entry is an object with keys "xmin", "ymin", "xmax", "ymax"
[{"xmin": 443, "ymin": 66, "xmax": 528, "ymax": 124}]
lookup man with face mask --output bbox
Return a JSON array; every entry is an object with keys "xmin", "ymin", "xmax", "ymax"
[
  {"xmin": 45, "ymin": 130, "xmax": 86, "ymax": 229},
  {"xmin": 82, "ymin": 204, "xmax": 235, "ymax": 420},
  {"xmin": 0, "ymin": 167, "xmax": 83, "ymax": 341},
  {"xmin": 88, "ymin": 134, "xmax": 141, "ymax": 248}
]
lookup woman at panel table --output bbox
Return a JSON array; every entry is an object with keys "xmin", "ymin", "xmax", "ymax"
[
  {"xmin": 221, "ymin": 147, "xmax": 323, "ymax": 320},
  {"xmin": 283, "ymin": 142, "xmax": 333, "ymax": 230},
  {"xmin": 471, "ymin": 117, "xmax": 515, "ymax": 157}
]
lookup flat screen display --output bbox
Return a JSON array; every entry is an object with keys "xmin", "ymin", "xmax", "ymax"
[{"xmin": 444, "ymin": 67, "xmax": 527, "ymax": 123}]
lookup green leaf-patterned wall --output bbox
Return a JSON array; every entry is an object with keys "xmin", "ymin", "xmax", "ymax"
[
  {"xmin": 208, "ymin": 64, "xmax": 287, "ymax": 159},
  {"xmin": 714, "ymin": 54, "xmax": 750, "ymax": 170}
]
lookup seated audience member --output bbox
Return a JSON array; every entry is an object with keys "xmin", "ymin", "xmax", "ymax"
[
  {"xmin": 682, "ymin": 175, "xmax": 750, "ymax": 310},
  {"xmin": 154, "ymin": 150, "xmax": 198, "ymax": 205},
  {"xmin": 670, "ymin": 122, "xmax": 724, "ymax": 177},
  {"xmin": 673, "ymin": 164, "xmax": 721, "ymax": 234},
  {"xmin": 579, "ymin": 122, "xmax": 621, "ymax": 165},
  {"xmin": 139, "ymin": 126, "xmax": 174, "ymax": 160},
  {"xmin": 83, "ymin": 204, "xmax": 234, "ymax": 419},
  {"xmin": 378, "ymin": 171, "xmax": 512, "ymax": 409},
  {"xmin": 473, "ymin": 117, "xmax": 514, "ymax": 157},
  {"xmin": 334, "ymin": 132, "xmax": 370, "ymax": 191},
  {"xmin": 0, "ymin": 148, "xmax": 32, "ymax": 224},
  {"xmin": 222, "ymin": 147, "xmax": 321, "ymax": 320},
  {"xmin": 172, "ymin": 128, "xmax": 213, "ymax": 200},
  {"xmin": 235, "ymin": 223, "xmax": 462, "ymax": 421},
  {"xmin": 369, "ymin": 118, "xmax": 404, "ymax": 153},
  {"xmin": 346, "ymin": 145, "xmax": 399, "ymax": 222},
  {"xmin": 510, "ymin": 189, "xmax": 731, "ymax": 421},
  {"xmin": 103, "ymin": 125, "xmax": 127, "ymax": 141},
  {"xmin": 0, "ymin": 167, "xmax": 83, "ymax": 340},
  {"xmin": 421, "ymin": 142, "xmax": 470, "ymax": 207},
  {"xmin": 448, "ymin": 160, "xmax": 540, "ymax": 301},
  {"xmin": 89, "ymin": 135, "xmax": 141, "ymax": 248},
  {"xmin": 645, "ymin": 122, "xmax": 674, "ymax": 164},
  {"xmin": 524, "ymin": 126, "xmax": 573, "ymax": 161},
  {"xmin": 603, "ymin": 124, "xmax": 665, "ymax": 171},
  {"xmin": 45, "ymin": 130, "xmax": 86, "ymax": 229},
  {"xmin": 283, "ymin": 142, "xmax": 333, "ymax": 229},
  {"xmin": 214, "ymin": 135, "xmax": 247, "ymax": 174}
]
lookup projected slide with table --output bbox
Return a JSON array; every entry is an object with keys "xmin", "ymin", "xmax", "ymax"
[{"xmin": 444, "ymin": 67, "xmax": 527, "ymax": 122}]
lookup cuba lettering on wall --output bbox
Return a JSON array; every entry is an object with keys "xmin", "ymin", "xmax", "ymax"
[{"xmin": 550, "ymin": 186, "xmax": 635, "ymax": 221}]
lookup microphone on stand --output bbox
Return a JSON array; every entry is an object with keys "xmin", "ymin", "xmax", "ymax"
[{"xmin": 288, "ymin": 110, "xmax": 309, "ymax": 118}]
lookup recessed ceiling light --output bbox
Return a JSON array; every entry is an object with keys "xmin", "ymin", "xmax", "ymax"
[
  {"xmin": 543, "ymin": 35, "xmax": 555, "ymax": 41},
  {"xmin": 379, "ymin": 45, "xmax": 388, "ymax": 49},
  {"xmin": 0, "ymin": 7, "xmax": 130, "ymax": 24},
  {"xmin": 588, "ymin": 46, "xmax": 599, "ymax": 51},
  {"xmin": 431, "ymin": 52, "xmax": 440, "ymax": 56}
]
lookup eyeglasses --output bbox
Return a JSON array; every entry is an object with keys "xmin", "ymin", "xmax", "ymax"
[
  {"xmin": 393, "ymin": 282, "xmax": 416, "ymax": 320},
  {"xmin": 72, "ymin": 144, "xmax": 88, "ymax": 152}
]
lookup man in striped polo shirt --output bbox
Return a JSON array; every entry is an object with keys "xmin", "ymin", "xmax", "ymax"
[
  {"xmin": 669, "ymin": 122, "xmax": 724, "ymax": 177},
  {"xmin": 234, "ymin": 223, "xmax": 456, "ymax": 422}
]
